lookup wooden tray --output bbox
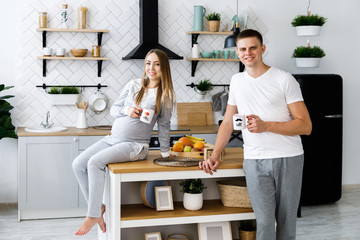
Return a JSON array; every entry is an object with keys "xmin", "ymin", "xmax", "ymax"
[{"xmin": 170, "ymin": 144, "xmax": 223, "ymax": 160}]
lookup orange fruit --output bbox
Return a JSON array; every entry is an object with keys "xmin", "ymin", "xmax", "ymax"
[
  {"xmin": 194, "ymin": 142, "xmax": 205, "ymax": 150},
  {"xmin": 178, "ymin": 137, "xmax": 192, "ymax": 146},
  {"xmin": 172, "ymin": 142, "xmax": 184, "ymax": 152}
]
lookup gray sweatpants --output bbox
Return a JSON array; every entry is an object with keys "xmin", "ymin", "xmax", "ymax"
[
  {"xmin": 243, "ymin": 155, "xmax": 304, "ymax": 240},
  {"xmin": 72, "ymin": 140, "xmax": 148, "ymax": 217}
]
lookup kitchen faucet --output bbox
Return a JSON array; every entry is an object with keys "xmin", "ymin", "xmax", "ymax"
[{"xmin": 40, "ymin": 111, "xmax": 54, "ymax": 129}]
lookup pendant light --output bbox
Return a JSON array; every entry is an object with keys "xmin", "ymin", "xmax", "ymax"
[{"xmin": 224, "ymin": 0, "xmax": 240, "ymax": 48}]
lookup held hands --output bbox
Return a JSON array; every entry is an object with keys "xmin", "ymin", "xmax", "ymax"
[
  {"xmin": 199, "ymin": 156, "xmax": 220, "ymax": 175},
  {"xmin": 127, "ymin": 107, "xmax": 142, "ymax": 118},
  {"xmin": 246, "ymin": 114, "xmax": 267, "ymax": 133}
]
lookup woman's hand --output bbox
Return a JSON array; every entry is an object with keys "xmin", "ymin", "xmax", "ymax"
[{"xmin": 127, "ymin": 107, "xmax": 142, "ymax": 118}]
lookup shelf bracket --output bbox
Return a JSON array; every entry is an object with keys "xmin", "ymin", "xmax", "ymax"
[
  {"xmin": 97, "ymin": 32, "xmax": 104, "ymax": 46},
  {"xmin": 42, "ymin": 31, "xmax": 46, "ymax": 48},
  {"xmin": 191, "ymin": 60, "xmax": 199, "ymax": 77},
  {"xmin": 239, "ymin": 61, "xmax": 245, "ymax": 72},
  {"xmin": 97, "ymin": 60, "xmax": 103, "ymax": 77},
  {"xmin": 191, "ymin": 34, "xmax": 199, "ymax": 47},
  {"xmin": 42, "ymin": 59, "xmax": 47, "ymax": 77}
]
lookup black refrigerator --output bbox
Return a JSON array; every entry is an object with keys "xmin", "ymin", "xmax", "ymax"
[{"xmin": 293, "ymin": 74, "xmax": 343, "ymax": 206}]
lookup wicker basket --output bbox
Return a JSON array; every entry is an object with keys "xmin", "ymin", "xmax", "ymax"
[
  {"xmin": 207, "ymin": 20, "xmax": 220, "ymax": 32},
  {"xmin": 239, "ymin": 229, "xmax": 256, "ymax": 240},
  {"xmin": 216, "ymin": 178, "xmax": 252, "ymax": 208}
]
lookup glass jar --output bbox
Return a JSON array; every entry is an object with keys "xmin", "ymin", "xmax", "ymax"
[
  {"xmin": 78, "ymin": 6, "xmax": 88, "ymax": 29},
  {"xmin": 92, "ymin": 45, "xmax": 101, "ymax": 57},
  {"xmin": 39, "ymin": 12, "xmax": 47, "ymax": 28}
]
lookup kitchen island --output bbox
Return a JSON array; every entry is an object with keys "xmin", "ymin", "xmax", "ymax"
[{"xmin": 104, "ymin": 148, "xmax": 255, "ymax": 240}]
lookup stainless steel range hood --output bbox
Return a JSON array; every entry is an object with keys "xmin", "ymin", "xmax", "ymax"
[{"xmin": 122, "ymin": 0, "xmax": 183, "ymax": 60}]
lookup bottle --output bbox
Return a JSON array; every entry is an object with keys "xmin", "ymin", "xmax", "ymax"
[
  {"xmin": 192, "ymin": 43, "xmax": 200, "ymax": 58},
  {"xmin": 39, "ymin": 12, "xmax": 47, "ymax": 28},
  {"xmin": 61, "ymin": 4, "xmax": 68, "ymax": 29}
]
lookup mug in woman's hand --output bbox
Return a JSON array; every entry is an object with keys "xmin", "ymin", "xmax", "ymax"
[{"xmin": 140, "ymin": 108, "xmax": 155, "ymax": 124}]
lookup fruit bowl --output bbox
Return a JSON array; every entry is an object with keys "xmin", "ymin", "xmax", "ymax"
[
  {"xmin": 70, "ymin": 49, "xmax": 88, "ymax": 57},
  {"xmin": 200, "ymin": 52, "xmax": 213, "ymax": 58}
]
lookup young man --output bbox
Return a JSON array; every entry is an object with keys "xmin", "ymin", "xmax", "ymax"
[{"xmin": 199, "ymin": 29, "xmax": 312, "ymax": 240}]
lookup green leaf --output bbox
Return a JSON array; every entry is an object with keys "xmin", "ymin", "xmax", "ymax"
[{"xmin": 0, "ymin": 95, "xmax": 15, "ymax": 100}]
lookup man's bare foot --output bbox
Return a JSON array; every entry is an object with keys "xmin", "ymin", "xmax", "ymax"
[
  {"xmin": 75, "ymin": 216, "xmax": 100, "ymax": 236},
  {"xmin": 98, "ymin": 205, "xmax": 106, "ymax": 233}
]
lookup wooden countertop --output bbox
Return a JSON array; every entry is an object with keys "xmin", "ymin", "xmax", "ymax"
[
  {"xmin": 108, "ymin": 148, "xmax": 243, "ymax": 174},
  {"xmin": 17, "ymin": 125, "xmax": 219, "ymax": 137}
]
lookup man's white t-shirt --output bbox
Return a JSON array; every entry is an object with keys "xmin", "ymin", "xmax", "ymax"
[{"xmin": 228, "ymin": 67, "xmax": 304, "ymax": 159}]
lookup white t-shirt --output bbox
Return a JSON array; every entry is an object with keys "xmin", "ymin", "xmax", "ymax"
[{"xmin": 228, "ymin": 67, "xmax": 304, "ymax": 159}]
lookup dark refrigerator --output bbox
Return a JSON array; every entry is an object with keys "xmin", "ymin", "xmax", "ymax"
[{"xmin": 293, "ymin": 74, "xmax": 343, "ymax": 206}]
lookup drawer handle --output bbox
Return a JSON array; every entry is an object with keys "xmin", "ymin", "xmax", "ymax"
[{"xmin": 73, "ymin": 138, "xmax": 79, "ymax": 142}]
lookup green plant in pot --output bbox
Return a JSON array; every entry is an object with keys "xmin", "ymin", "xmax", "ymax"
[
  {"xmin": 195, "ymin": 78, "xmax": 213, "ymax": 95},
  {"xmin": 292, "ymin": 44, "xmax": 325, "ymax": 68},
  {"xmin": 180, "ymin": 179, "xmax": 206, "ymax": 211},
  {"xmin": 0, "ymin": 84, "xmax": 17, "ymax": 140},
  {"xmin": 291, "ymin": 14, "xmax": 327, "ymax": 36},
  {"xmin": 47, "ymin": 86, "xmax": 80, "ymax": 105},
  {"xmin": 206, "ymin": 12, "xmax": 221, "ymax": 32}
]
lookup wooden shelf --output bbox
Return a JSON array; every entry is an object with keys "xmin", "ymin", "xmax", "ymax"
[
  {"xmin": 186, "ymin": 31, "xmax": 232, "ymax": 35},
  {"xmin": 37, "ymin": 28, "xmax": 109, "ymax": 33},
  {"xmin": 37, "ymin": 56, "xmax": 110, "ymax": 61},
  {"xmin": 187, "ymin": 58, "xmax": 240, "ymax": 62},
  {"xmin": 120, "ymin": 200, "xmax": 254, "ymax": 228}
]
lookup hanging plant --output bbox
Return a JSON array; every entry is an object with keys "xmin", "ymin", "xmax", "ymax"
[
  {"xmin": 0, "ymin": 84, "xmax": 17, "ymax": 140},
  {"xmin": 291, "ymin": 14, "xmax": 327, "ymax": 27},
  {"xmin": 292, "ymin": 46, "xmax": 326, "ymax": 58}
]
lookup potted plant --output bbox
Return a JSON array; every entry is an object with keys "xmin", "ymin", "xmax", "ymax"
[
  {"xmin": 292, "ymin": 45, "xmax": 326, "ymax": 68},
  {"xmin": 291, "ymin": 14, "xmax": 327, "ymax": 36},
  {"xmin": 195, "ymin": 78, "xmax": 213, "ymax": 95},
  {"xmin": 47, "ymin": 86, "xmax": 80, "ymax": 105},
  {"xmin": 206, "ymin": 12, "xmax": 221, "ymax": 32},
  {"xmin": 0, "ymin": 84, "xmax": 17, "ymax": 140},
  {"xmin": 180, "ymin": 179, "xmax": 206, "ymax": 211}
]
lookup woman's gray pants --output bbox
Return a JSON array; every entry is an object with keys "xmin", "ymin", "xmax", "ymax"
[
  {"xmin": 243, "ymin": 155, "xmax": 304, "ymax": 240},
  {"xmin": 72, "ymin": 140, "xmax": 148, "ymax": 218}
]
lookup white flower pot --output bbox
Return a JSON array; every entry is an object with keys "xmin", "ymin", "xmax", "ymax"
[
  {"xmin": 48, "ymin": 94, "xmax": 80, "ymax": 105},
  {"xmin": 183, "ymin": 192, "xmax": 203, "ymax": 211},
  {"xmin": 295, "ymin": 26, "xmax": 322, "ymax": 36},
  {"xmin": 295, "ymin": 58, "xmax": 321, "ymax": 68}
]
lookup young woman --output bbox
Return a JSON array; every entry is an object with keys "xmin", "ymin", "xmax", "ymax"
[{"xmin": 72, "ymin": 49, "xmax": 175, "ymax": 235}]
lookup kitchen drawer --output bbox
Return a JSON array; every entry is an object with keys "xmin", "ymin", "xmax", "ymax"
[{"xmin": 78, "ymin": 136, "xmax": 104, "ymax": 150}]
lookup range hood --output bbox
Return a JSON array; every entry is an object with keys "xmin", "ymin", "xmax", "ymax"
[{"xmin": 122, "ymin": 0, "xmax": 183, "ymax": 60}]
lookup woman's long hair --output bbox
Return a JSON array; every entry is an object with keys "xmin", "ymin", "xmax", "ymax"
[{"xmin": 134, "ymin": 49, "xmax": 175, "ymax": 113}]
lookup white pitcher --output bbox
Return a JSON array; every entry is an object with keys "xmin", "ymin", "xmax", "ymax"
[
  {"xmin": 76, "ymin": 109, "xmax": 88, "ymax": 129},
  {"xmin": 191, "ymin": 43, "xmax": 200, "ymax": 58}
]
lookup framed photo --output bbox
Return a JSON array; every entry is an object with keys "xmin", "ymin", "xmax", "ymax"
[
  {"xmin": 198, "ymin": 221, "xmax": 232, "ymax": 240},
  {"xmin": 145, "ymin": 232, "xmax": 162, "ymax": 240},
  {"xmin": 155, "ymin": 186, "xmax": 174, "ymax": 211}
]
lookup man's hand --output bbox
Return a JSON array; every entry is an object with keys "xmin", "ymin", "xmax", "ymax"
[
  {"xmin": 246, "ymin": 114, "xmax": 267, "ymax": 133},
  {"xmin": 127, "ymin": 107, "xmax": 142, "ymax": 118},
  {"xmin": 199, "ymin": 157, "xmax": 220, "ymax": 175}
]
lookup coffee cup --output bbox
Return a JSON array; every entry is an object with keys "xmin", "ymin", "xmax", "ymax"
[
  {"xmin": 43, "ymin": 47, "xmax": 53, "ymax": 57},
  {"xmin": 140, "ymin": 108, "xmax": 155, "ymax": 124},
  {"xmin": 56, "ymin": 48, "xmax": 65, "ymax": 57},
  {"xmin": 233, "ymin": 114, "xmax": 246, "ymax": 130},
  {"xmin": 213, "ymin": 50, "xmax": 221, "ymax": 59},
  {"xmin": 224, "ymin": 50, "xmax": 230, "ymax": 59}
]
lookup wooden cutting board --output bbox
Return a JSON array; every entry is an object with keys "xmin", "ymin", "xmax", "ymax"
[{"xmin": 177, "ymin": 102, "xmax": 214, "ymax": 126}]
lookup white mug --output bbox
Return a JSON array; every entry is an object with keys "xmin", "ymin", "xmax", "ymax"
[
  {"xmin": 56, "ymin": 48, "xmax": 65, "ymax": 57},
  {"xmin": 233, "ymin": 114, "xmax": 246, "ymax": 130},
  {"xmin": 43, "ymin": 47, "xmax": 53, "ymax": 56},
  {"xmin": 140, "ymin": 108, "xmax": 155, "ymax": 124}
]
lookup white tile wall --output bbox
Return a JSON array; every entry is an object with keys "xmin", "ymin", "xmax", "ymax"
[{"xmin": 14, "ymin": 0, "xmax": 267, "ymax": 127}]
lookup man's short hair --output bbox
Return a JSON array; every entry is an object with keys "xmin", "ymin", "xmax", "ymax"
[{"xmin": 236, "ymin": 29, "xmax": 263, "ymax": 46}]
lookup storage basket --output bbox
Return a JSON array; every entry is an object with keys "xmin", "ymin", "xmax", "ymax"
[
  {"xmin": 216, "ymin": 178, "xmax": 252, "ymax": 208},
  {"xmin": 207, "ymin": 20, "xmax": 220, "ymax": 32},
  {"xmin": 238, "ymin": 229, "xmax": 256, "ymax": 240}
]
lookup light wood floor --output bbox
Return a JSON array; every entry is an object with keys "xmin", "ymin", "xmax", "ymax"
[{"xmin": 1, "ymin": 187, "xmax": 359, "ymax": 240}]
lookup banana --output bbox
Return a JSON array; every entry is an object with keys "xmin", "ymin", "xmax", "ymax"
[
  {"xmin": 185, "ymin": 135, "xmax": 204, "ymax": 141},
  {"xmin": 190, "ymin": 139, "xmax": 206, "ymax": 145}
]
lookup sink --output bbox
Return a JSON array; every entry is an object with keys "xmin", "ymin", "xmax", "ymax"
[{"xmin": 24, "ymin": 126, "xmax": 68, "ymax": 133}]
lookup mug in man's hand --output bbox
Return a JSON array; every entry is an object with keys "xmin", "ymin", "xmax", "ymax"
[{"xmin": 233, "ymin": 114, "xmax": 246, "ymax": 130}]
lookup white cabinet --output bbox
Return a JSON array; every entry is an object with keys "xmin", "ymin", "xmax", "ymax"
[{"xmin": 18, "ymin": 135, "xmax": 102, "ymax": 220}]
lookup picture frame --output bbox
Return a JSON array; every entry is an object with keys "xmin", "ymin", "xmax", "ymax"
[
  {"xmin": 145, "ymin": 232, "xmax": 162, "ymax": 240},
  {"xmin": 198, "ymin": 221, "xmax": 232, "ymax": 240},
  {"xmin": 154, "ymin": 186, "xmax": 174, "ymax": 211}
]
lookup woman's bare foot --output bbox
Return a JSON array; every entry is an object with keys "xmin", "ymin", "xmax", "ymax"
[
  {"xmin": 98, "ymin": 205, "xmax": 106, "ymax": 233},
  {"xmin": 75, "ymin": 216, "xmax": 100, "ymax": 236}
]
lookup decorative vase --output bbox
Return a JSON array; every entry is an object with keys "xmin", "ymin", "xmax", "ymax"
[
  {"xmin": 295, "ymin": 58, "xmax": 321, "ymax": 68},
  {"xmin": 48, "ymin": 94, "xmax": 80, "ymax": 105},
  {"xmin": 208, "ymin": 20, "xmax": 220, "ymax": 32},
  {"xmin": 295, "ymin": 26, "xmax": 322, "ymax": 36},
  {"xmin": 193, "ymin": 5, "xmax": 206, "ymax": 31},
  {"xmin": 76, "ymin": 109, "xmax": 88, "ymax": 129},
  {"xmin": 191, "ymin": 44, "xmax": 200, "ymax": 58},
  {"xmin": 183, "ymin": 192, "xmax": 203, "ymax": 211}
]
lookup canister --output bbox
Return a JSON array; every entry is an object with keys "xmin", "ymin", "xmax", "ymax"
[{"xmin": 39, "ymin": 12, "xmax": 47, "ymax": 28}]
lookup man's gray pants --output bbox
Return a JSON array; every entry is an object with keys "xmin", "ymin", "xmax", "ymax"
[{"xmin": 243, "ymin": 155, "xmax": 304, "ymax": 240}]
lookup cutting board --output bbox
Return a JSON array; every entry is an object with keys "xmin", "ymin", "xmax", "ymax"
[{"xmin": 177, "ymin": 102, "xmax": 214, "ymax": 126}]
